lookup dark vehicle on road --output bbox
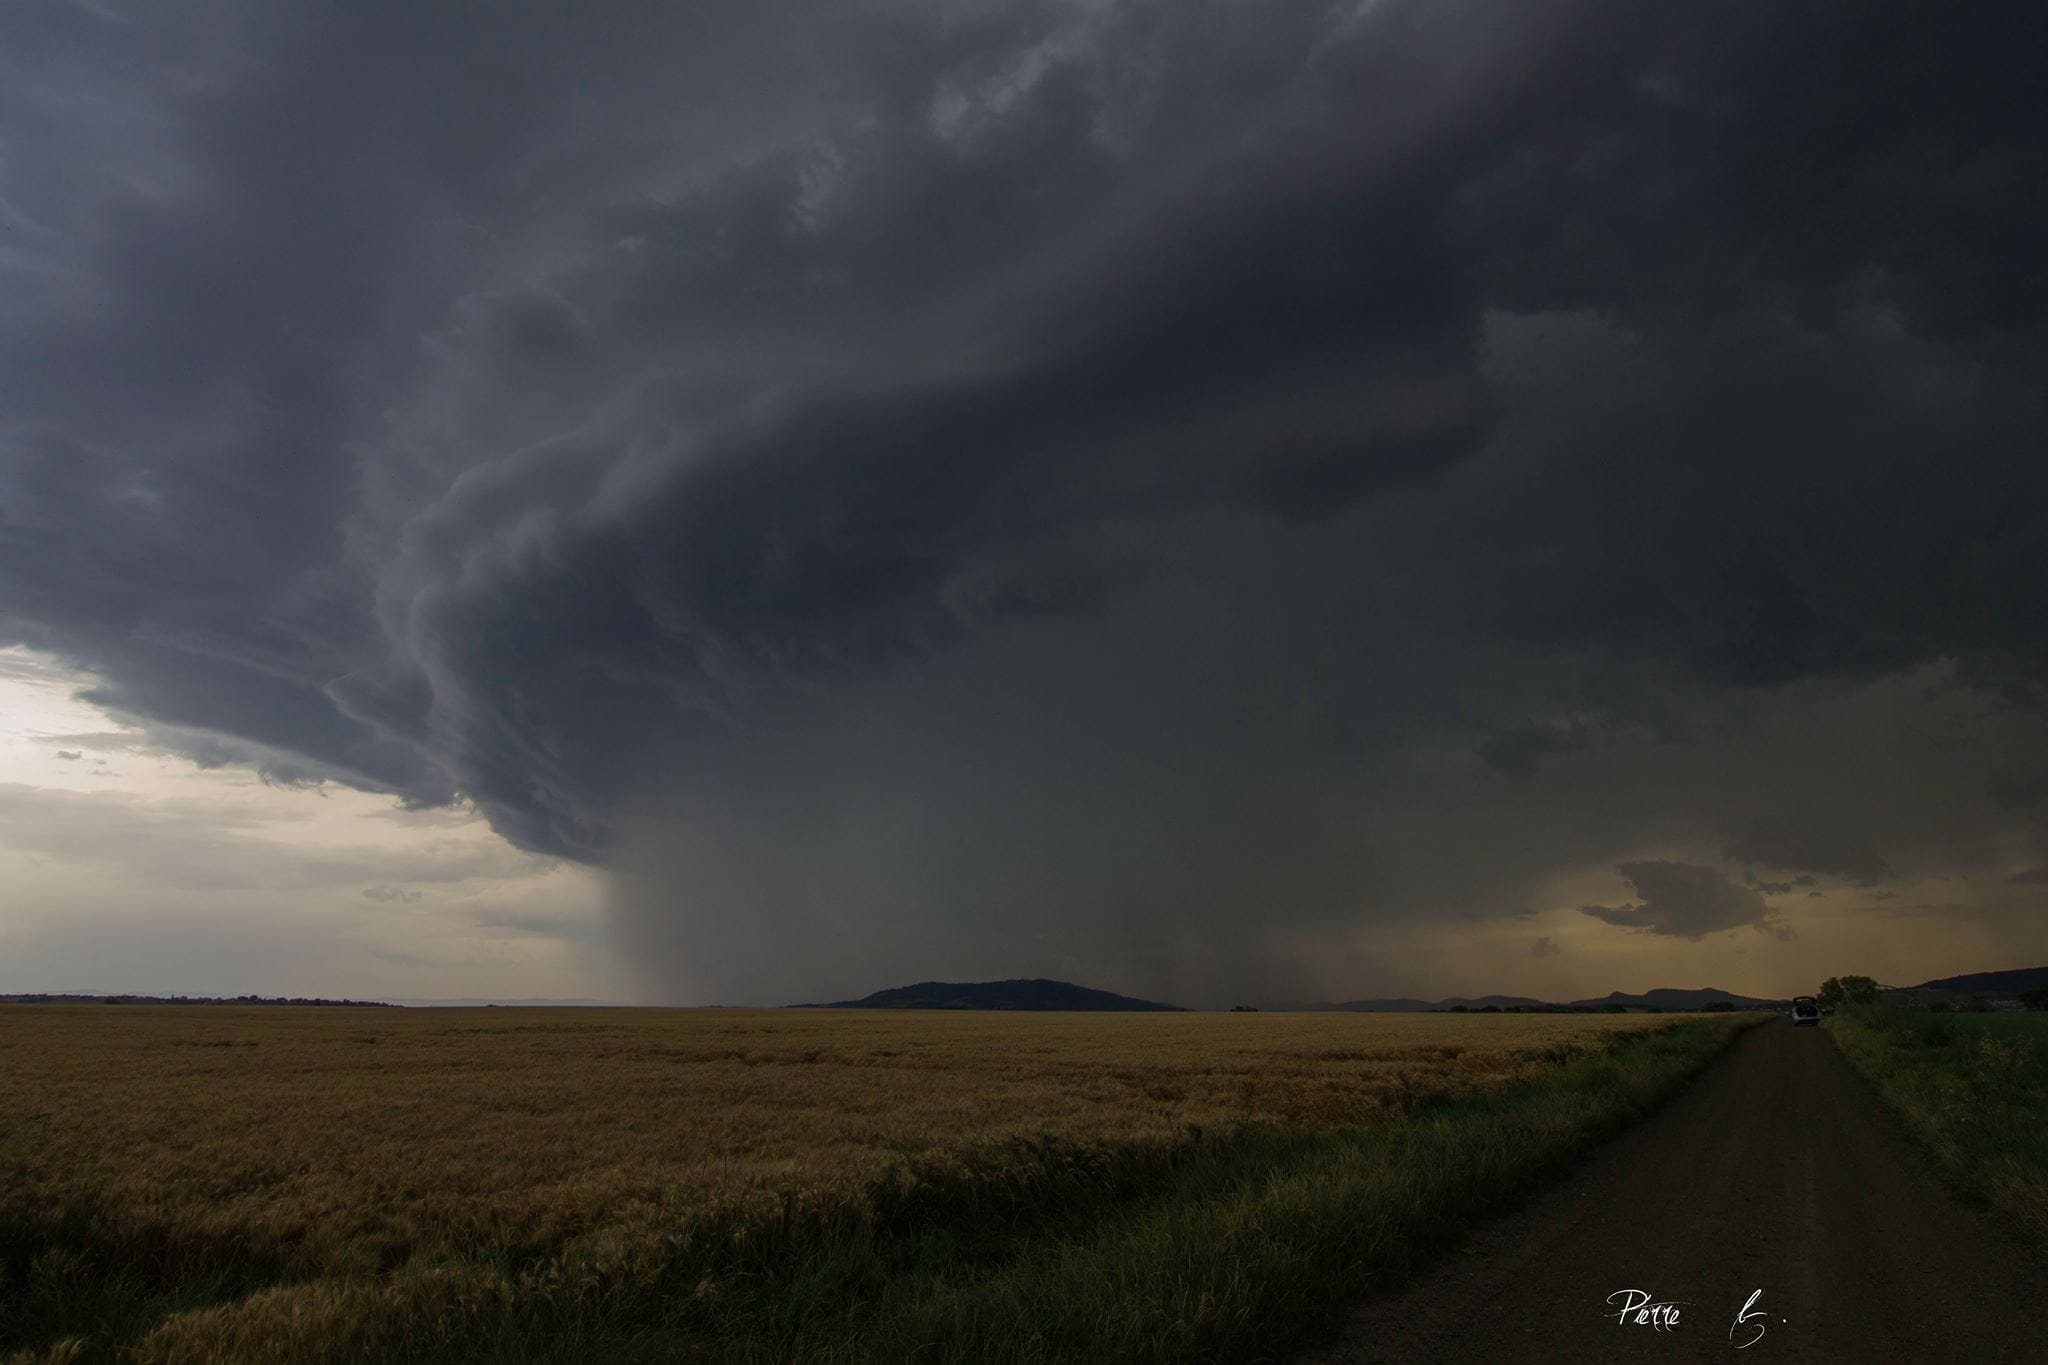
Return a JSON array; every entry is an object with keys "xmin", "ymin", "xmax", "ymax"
[{"xmin": 1792, "ymin": 995, "xmax": 1821, "ymax": 1026}]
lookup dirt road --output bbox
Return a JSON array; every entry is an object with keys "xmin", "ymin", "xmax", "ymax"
[{"xmin": 1304, "ymin": 1018, "xmax": 2048, "ymax": 1363}]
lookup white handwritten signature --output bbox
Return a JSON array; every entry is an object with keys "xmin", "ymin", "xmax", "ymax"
[
  {"xmin": 1605, "ymin": 1288, "xmax": 1780, "ymax": 1348},
  {"xmin": 1729, "ymin": 1288, "xmax": 1770, "ymax": 1349},
  {"xmin": 1608, "ymin": 1289, "xmax": 1685, "ymax": 1330}
]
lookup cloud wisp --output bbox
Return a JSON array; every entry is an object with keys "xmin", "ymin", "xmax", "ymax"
[{"xmin": 1580, "ymin": 862, "xmax": 1794, "ymax": 943}]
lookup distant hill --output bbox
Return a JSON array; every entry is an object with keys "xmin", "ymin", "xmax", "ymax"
[
  {"xmin": 1265, "ymin": 986, "xmax": 1780, "ymax": 1012},
  {"xmin": 1911, "ymin": 966, "xmax": 2048, "ymax": 996},
  {"xmin": 1569, "ymin": 987, "xmax": 1783, "ymax": 1011},
  {"xmin": 1295, "ymin": 994, "xmax": 1550, "ymax": 1012},
  {"xmin": 805, "ymin": 978, "xmax": 1184, "ymax": 1012}
]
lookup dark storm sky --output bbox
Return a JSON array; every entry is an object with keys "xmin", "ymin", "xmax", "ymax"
[{"xmin": 2, "ymin": 0, "xmax": 2044, "ymax": 1004}]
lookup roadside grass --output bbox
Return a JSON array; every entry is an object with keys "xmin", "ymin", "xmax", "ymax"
[
  {"xmin": 3, "ymin": 1013, "xmax": 1760, "ymax": 1364},
  {"xmin": 1826, "ymin": 1005, "xmax": 2048, "ymax": 1254}
]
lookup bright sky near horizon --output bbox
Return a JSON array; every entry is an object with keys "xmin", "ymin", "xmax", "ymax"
[
  {"xmin": 3, "ymin": 639, "xmax": 2037, "ymax": 1005},
  {"xmin": 0, "ymin": 646, "xmax": 612, "ymax": 1001}
]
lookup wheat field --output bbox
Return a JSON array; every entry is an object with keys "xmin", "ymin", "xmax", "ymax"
[
  {"xmin": 2, "ymin": 1006, "xmax": 1674, "ymax": 1259},
  {"xmin": 0, "ymin": 1004, "xmax": 1717, "ymax": 1362}
]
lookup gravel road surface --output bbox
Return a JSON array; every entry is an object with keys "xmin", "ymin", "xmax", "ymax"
[{"xmin": 1304, "ymin": 1018, "xmax": 2048, "ymax": 1363}]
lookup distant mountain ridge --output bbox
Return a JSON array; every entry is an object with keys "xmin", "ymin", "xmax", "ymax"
[
  {"xmin": 1267, "ymin": 986, "xmax": 1783, "ymax": 1012},
  {"xmin": 1569, "ymin": 987, "xmax": 1781, "ymax": 1010},
  {"xmin": 1294, "ymin": 994, "xmax": 1550, "ymax": 1012},
  {"xmin": 803, "ymin": 978, "xmax": 1184, "ymax": 1012},
  {"xmin": 1910, "ymin": 966, "xmax": 2048, "ymax": 995}
]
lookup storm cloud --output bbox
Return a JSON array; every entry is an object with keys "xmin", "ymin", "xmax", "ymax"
[
  {"xmin": 1580, "ymin": 861, "xmax": 1791, "ymax": 942},
  {"xmin": 3, "ymin": 0, "xmax": 2045, "ymax": 1003}
]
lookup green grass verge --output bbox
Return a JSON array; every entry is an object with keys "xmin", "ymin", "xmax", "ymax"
[
  {"xmin": 1826, "ymin": 1005, "xmax": 2048, "ymax": 1255},
  {"xmin": 4, "ymin": 1016, "xmax": 1760, "ymax": 1365}
]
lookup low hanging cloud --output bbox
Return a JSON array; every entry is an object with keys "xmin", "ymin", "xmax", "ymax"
[
  {"xmin": 1746, "ymin": 873, "xmax": 1817, "ymax": 895},
  {"xmin": 1580, "ymin": 861, "xmax": 1794, "ymax": 942},
  {"xmin": 1720, "ymin": 818, "xmax": 1896, "ymax": 887},
  {"xmin": 37, "ymin": 732, "xmax": 142, "ymax": 753}
]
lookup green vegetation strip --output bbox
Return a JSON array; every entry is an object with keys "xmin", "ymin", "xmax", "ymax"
[
  {"xmin": 4, "ymin": 1015, "xmax": 1759, "ymax": 1365},
  {"xmin": 1826, "ymin": 1005, "xmax": 2048, "ymax": 1254}
]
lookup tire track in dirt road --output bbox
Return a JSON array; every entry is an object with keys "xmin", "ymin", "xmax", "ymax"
[{"xmin": 1302, "ymin": 1018, "xmax": 2048, "ymax": 1363}]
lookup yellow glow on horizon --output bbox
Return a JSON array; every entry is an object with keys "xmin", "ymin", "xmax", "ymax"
[{"xmin": 0, "ymin": 646, "xmax": 612, "ymax": 1000}]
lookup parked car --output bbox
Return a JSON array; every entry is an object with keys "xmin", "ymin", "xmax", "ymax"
[{"xmin": 1791, "ymin": 995, "xmax": 1821, "ymax": 1026}]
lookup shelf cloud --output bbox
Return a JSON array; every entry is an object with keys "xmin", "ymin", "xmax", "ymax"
[{"xmin": 2, "ymin": 0, "xmax": 2044, "ymax": 1003}]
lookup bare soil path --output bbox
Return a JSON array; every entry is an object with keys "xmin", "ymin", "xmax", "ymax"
[{"xmin": 1304, "ymin": 1018, "xmax": 2048, "ymax": 1363}]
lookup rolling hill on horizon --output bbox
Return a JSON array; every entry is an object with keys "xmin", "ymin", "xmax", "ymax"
[
  {"xmin": 1266, "ymin": 986, "xmax": 1785, "ymax": 1012},
  {"xmin": 1288, "ymin": 994, "xmax": 1549, "ymax": 1012},
  {"xmin": 807, "ymin": 979, "xmax": 1792, "ymax": 1013},
  {"xmin": 1570, "ymin": 987, "xmax": 1783, "ymax": 1010},
  {"xmin": 1910, "ymin": 966, "xmax": 2048, "ymax": 995},
  {"xmin": 801, "ymin": 978, "xmax": 1186, "ymax": 1011}
]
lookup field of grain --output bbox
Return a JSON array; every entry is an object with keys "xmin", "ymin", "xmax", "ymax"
[
  {"xmin": 0, "ymin": 1004, "xmax": 1738, "ymax": 1363},
  {"xmin": 2, "ymin": 1007, "xmax": 1673, "ymax": 1255}
]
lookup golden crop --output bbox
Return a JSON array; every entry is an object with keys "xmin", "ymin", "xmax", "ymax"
[{"xmin": 3, "ymin": 1005, "xmax": 1672, "ymax": 1271}]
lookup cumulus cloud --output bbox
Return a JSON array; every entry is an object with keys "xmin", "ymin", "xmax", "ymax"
[
  {"xmin": 1531, "ymin": 936, "xmax": 1561, "ymax": 959},
  {"xmin": 362, "ymin": 886, "xmax": 423, "ymax": 904},
  {"xmin": 1580, "ymin": 861, "xmax": 1794, "ymax": 942}
]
